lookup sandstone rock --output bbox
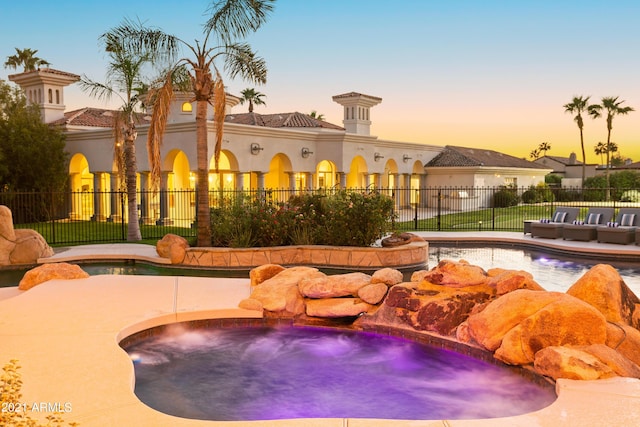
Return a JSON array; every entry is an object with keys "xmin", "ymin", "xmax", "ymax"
[
  {"xmin": 238, "ymin": 298, "xmax": 263, "ymax": 311},
  {"xmin": 357, "ymin": 282, "xmax": 388, "ymax": 304},
  {"xmin": 18, "ymin": 262, "xmax": 89, "ymax": 290},
  {"xmin": 494, "ymin": 295, "xmax": 607, "ymax": 365},
  {"xmin": 410, "ymin": 270, "xmax": 428, "ymax": 282},
  {"xmin": 534, "ymin": 346, "xmax": 616, "ymax": 380},
  {"xmin": 371, "ymin": 268, "xmax": 403, "ymax": 286},
  {"xmin": 299, "ymin": 272, "xmax": 370, "ymax": 298},
  {"xmin": 422, "ymin": 259, "xmax": 488, "ymax": 288},
  {"xmin": 306, "ymin": 298, "xmax": 373, "ymax": 318},
  {"xmin": 0, "ymin": 236, "xmax": 15, "ymax": 266},
  {"xmin": 567, "ymin": 264, "xmax": 640, "ymax": 328},
  {"xmin": 156, "ymin": 233, "xmax": 189, "ymax": 264},
  {"xmin": 249, "ymin": 264, "xmax": 286, "ymax": 287},
  {"xmin": 0, "ymin": 205, "xmax": 16, "ymax": 241},
  {"xmin": 380, "ymin": 232, "xmax": 422, "ymax": 247},
  {"xmin": 487, "ymin": 268, "xmax": 545, "ymax": 295},
  {"xmin": 467, "ymin": 289, "xmax": 561, "ymax": 351},
  {"xmin": 10, "ymin": 229, "xmax": 54, "ymax": 264},
  {"xmin": 580, "ymin": 344, "xmax": 640, "ymax": 378},
  {"xmin": 250, "ymin": 266, "xmax": 324, "ymax": 315},
  {"xmin": 606, "ymin": 322, "xmax": 640, "ymax": 366}
]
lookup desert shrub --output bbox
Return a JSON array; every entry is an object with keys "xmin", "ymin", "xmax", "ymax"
[
  {"xmin": 620, "ymin": 190, "xmax": 640, "ymax": 203},
  {"xmin": 521, "ymin": 184, "xmax": 555, "ymax": 204},
  {"xmin": 544, "ymin": 174, "xmax": 562, "ymax": 185}
]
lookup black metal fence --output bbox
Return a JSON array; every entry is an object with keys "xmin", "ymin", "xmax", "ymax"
[{"xmin": 2, "ymin": 186, "xmax": 638, "ymax": 245}]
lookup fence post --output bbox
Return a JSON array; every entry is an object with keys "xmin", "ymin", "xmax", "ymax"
[
  {"xmin": 120, "ymin": 193, "xmax": 126, "ymax": 240},
  {"xmin": 437, "ymin": 189, "xmax": 442, "ymax": 231}
]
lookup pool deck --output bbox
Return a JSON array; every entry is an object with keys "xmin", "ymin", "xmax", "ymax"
[{"xmin": 1, "ymin": 232, "xmax": 640, "ymax": 426}]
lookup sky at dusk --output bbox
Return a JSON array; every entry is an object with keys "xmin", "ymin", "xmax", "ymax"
[{"xmin": 1, "ymin": 0, "xmax": 638, "ymax": 164}]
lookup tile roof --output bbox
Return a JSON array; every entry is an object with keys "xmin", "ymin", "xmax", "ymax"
[
  {"xmin": 225, "ymin": 111, "xmax": 344, "ymax": 130},
  {"xmin": 332, "ymin": 91, "xmax": 383, "ymax": 102},
  {"xmin": 539, "ymin": 155, "xmax": 583, "ymax": 165},
  {"xmin": 8, "ymin": 67, "xmax": 80, "ymax": 81},
  {"xmin": 426, "ymin": 145, "xmax": 546, "ymax": 169},
  {"xmin": 50, "ymin": 108, "xmax": 151, "ymax": 128}
]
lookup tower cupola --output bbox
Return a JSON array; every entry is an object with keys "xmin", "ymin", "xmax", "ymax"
[{"xmin": 332, "ymin": 92, "xmax": 382, "ymax": 135}]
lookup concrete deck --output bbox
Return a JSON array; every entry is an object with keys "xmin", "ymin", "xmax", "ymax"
[{"xmin": 1, "ymin": 233, "xmax": 640, "ymax": 426}]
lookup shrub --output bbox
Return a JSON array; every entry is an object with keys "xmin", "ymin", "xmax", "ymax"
[
  {"xmin": 492, "ymin": 186, "xmax": 519, "ymax": 207},
  {"xmin": 620, "ymin": 190, "xmax": 640, "ymax": 203},
  {"xmin": 209, "ymin": 190, "xmax": 396, "ymax": 247},
  {"xmin": 544, "ymin": 174, "xmax": 562, "ymax": 185},
  {"xmin": 521, "ymin": 184, "xmax": 555, "ymax": 204}
]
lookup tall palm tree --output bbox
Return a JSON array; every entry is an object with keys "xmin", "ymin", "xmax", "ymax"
[
  {"xmin": 563, "ymin": 96, "xmax": 591, "ymax": 187},
  {"xmin": 239, "ymin": 88, "xmax": 266, "ymax": 112},
  {"xmin": 310, "ymin": 110, "xmax": 324, "ymax": 120},
  {"xmin": 78, "ymin": 31, "xmax": 153, "ymax": 241},
  {"xmin": 588, "ymin": 96, "xmax": 634, "ymax": 196},
  {"xmin": 529, "ymin": 148, "xmax": 540, "ymax": 160},
  {"xmin": 594, "ymin": 141, "xmax": 607, "ymax": 166},
  {"xmin": 4, "ymin": 48, "xmax": 50, "ymax": 72},
  {"xmin": 537, "ymin": 141, "xmax": 551, "ymax": 157},
  {"xmin": 114, "ymin": 0, "xmax": 274, "ymax": 247}
]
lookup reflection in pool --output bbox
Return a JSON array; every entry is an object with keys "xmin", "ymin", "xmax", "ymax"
[
  {"xmin": 124, "ymin": 325, "xmax": 556, "ymax": 421},
  {"xmin": 429, "ymin": 244, "xmax": 640, "ymax": 295}
]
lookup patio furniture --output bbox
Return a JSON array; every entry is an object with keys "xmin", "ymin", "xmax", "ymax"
[
  {"xmin": 530, "ymin": 207, "xmax": 580, "ymax": 239},
  {"xmin": 596, "ymin": 208, "xmax": 640, "ymax": 245},
  {"xmin": 562, "ymin": 207, "xmax": 615, "ymax": 241}
]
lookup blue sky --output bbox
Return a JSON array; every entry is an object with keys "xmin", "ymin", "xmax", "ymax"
[{"xmin": 1, "ymin": 0, "xmax": 638, "ymax": 163}]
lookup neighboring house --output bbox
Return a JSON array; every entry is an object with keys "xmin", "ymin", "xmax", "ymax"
[
  {"xmin": 533, "ymin": 153, "xmax": 597, "ymax": 187},
  {"xmin": 8, "ymin": 67, "xmax": 550, "ymax": 222},
  {"xmin": 426, "ymin": 146, "xmax": 552, "ymax": 208}
]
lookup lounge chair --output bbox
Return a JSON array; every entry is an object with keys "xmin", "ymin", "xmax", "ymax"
[
  {"xmin": 596, "ymin": 208, "xmax": 640, "ymax": 245},
  {"xmin": 530, "ymin": 207, "xmax": 580, "ymax": 239},
  {"xmin": 562, "ymin": 207, "xmax": 615, "ymax": 241}
]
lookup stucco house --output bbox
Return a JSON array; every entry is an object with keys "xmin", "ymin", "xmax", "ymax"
[
  {"xmin": 8, "ymin": 67, "xmax": 551, "ymax": 222},
  {"xmin": 533, "ymin": 153, "xmax": 597, "ymax": 187}
]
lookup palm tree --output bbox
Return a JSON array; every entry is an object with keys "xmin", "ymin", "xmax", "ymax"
[
  {"xmin": 537, "ymin": 141, "xmax": 551, "ymax": 157},
  {"xmin": 4, "ymin": 48, "xmax": 50, "ymax": 72},
  {"xmin": 310, "ymin": 110, "xmax": 324, "ymax": 120},
  {"xmin": 588, "ymin": 96, "xmax": 634, "ymax": 196},
  {"xmin": 78, "ymin": 31, "xmax": 153, "ymax": 241},
  {"xmin": 594, "ymin": 141, "xmax": 607, "ymax": 166},
  {"xmin": 529, "ymin": 148, "xmax": 540, "ymax": 160},
  {"xmin": 563, "ymin": 96, "xmax": 592, "ymax": 187},
  {"xmin": 114, "ymin": 0, "xmax": 274, "ymax": 247},
  {"xmin": 239, "ymin": 88, "xmax": 266, "ymax": 112}
]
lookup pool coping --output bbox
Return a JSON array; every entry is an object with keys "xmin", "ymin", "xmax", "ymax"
[{"xmin": 2, "ymin": 233, "xmax": 640, "ymax": 426}]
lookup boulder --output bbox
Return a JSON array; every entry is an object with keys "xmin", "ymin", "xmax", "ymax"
[
  {"xmin": 410, "ymin": 270, "xmax": 429, "ymax": 282},
  {"xmin": 467, "ymin": 289, "xmax": 562, "ymax": 351},
  {"xmin": 10, "ymin": 229, "xmax": 54, "ymax": 264},
  {"xmin": 306, "ymin": 298, "xmax": 373, "ymax": 318},
  {"xmin": 156, "ymin": 234, "xmax": 189, "ymax": 264},
  {"xmin": 299, "ymin": 272, "xmax": 371, "ymax": 298},
  {"xmin": 18, "ymin": 263, "xmax": 89, "ymax": 290},
  {"xmin": 250, "ymin": 264, "xmax": 286, "ymax": 287},
  {"xmin": 494, "ymin": 295, "xmax": 607, "ymax": 365},
  {"xmin": 605, "ymin": 322, "xmax": 640, "ymax": 366},
  {"xmin": 487, "ymin": 268, "xmax": 546, "ymax": 295},
  {"xmin": 238, "ymin": 298, "xmax": 263, "ymax": 312},
  {"xmin": 380, "ymin": 232, "xmax": 422, "ymax": 247},
  {"xmin": 357, "ymin": 282, "xmax": 389, "ymax": 305},
  {"xmin": 0, "ymin": 205, "xmax": 16, "ymax": 241},
  {"xmin": 422, "ymin": 259, "xmax": 488, "ymax": 288},
  {"xmin": 0, "ymin": 236, "xmax": 15, "ymax": 266},
  {"xmin": 567, "ymin": 264, "xmax": 640, "ymax": 329},
  {"xmin": 249, "ymin": 266, "xmax": 325, "ymax": 315},
  {"xmin": 534, "ymin": 346, "xmax": 617, "ymax": 380},
  {"xmin": 371, "ymin": 268, "xmax": 403, "ymax": 286}
]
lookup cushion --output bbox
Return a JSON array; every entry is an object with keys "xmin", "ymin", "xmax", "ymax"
[
  {"xmin": 552, "ymin": 211, "xmax": 567, "ymax": 223},
  {"xmin": 620, "ymin": 213, "xmax": 636, "ymax": 227},
  {"xmin": 585, "ymin": 213, "xmax": 601, "ymax": 225}
]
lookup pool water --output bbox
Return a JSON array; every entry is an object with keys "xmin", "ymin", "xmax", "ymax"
[{"xmin": 124, "ymin": 325, "xmax": 556, "ymax": 421}]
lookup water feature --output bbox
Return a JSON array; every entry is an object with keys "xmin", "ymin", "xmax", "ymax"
[{"xmin": 123, "ymin": 324, "xmax": 556, "ymax": 421}]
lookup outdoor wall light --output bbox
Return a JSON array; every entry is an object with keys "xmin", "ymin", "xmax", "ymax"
[
  {"xmin": 403, "ymin": 154, "xmax": 412, "ymax": 163},
  {"xmin": 374, "ymin": 152, "xmax": 384, "ymax": 162},
  {"xmin": 250, "ymin": 143, "xmax": 263, "ymax": 155},
  {"xmin": 301, "ymin": 147, "xmax": 313, "ymax": 158}
]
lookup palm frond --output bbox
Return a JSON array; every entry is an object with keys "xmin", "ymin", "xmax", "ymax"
[
  {"xmin": 206, "ymin": 0, "xmax": 275, "ymax": 41},
  {"xmin": 146, "ymin": 73, "xmax": 174, "ymax": 190},
  {"xmin": 213, "ymin": 70, "xmax": 226, "ymax": 172},
  {"xmin": 223, "ymin": 42, "xmax": 267, "ymax": 84}
]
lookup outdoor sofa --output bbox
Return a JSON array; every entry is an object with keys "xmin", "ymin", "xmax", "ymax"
[
  {"xmin": 596, "ymin": 208, "xmax": 640, "ymax": 245},
  {"xmin": 562, "ymin": 207, "xmax": 615, "ymax": 241},
  {"xmin": 530, "ymin": 207, "xmax": 580, "ymax": 239}
]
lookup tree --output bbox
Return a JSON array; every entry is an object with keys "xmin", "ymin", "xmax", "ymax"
[
  {"xmin": 114, "ymin": 0, "xmax": 274, "ymax": 247},
  {"xmin": 4, "ymin": 48, "xmax": 51, "ymax": 72},
  {"xmin": 588, "ymin": 96, "xmax": 634, "ymax": 197},
  {"xmin": 0, "ymin": 80, "xmax": 68, "ymax": 192},
  {"xmin": 537, "ymin": 141, "xmax": 551, "ymax": 156},
  {"xmin": 563, "ymin": 96, "xmax": 592, "ymax": 187},
  {"xmin": 594, "ymin": 141, "xmax": 607, "ymax": 166},
  {"xmin": 309, "ymin": 110, "xmax": 324, "ymax": 120},
  {"xmin": 529, "ymin": 148, "xmax": 540, "ymax": 160},
  {"xmin": 239, "ymin": 88, "xmax": 266, "ymax": 112},
  {"xmin": 77, "ymin": 31, "xmax": 157, "ymax": 241}
]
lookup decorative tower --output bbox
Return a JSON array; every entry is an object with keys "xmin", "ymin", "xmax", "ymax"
[
  {"xmin": 8, "ymin": 68, "xmax": 80, "ymax": 123},
  {"xmin": 332, "ymin": 91, "xmax": 382, "ymax": 136}
]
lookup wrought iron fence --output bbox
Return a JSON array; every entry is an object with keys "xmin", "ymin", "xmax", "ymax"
[{"xmin": 2, "ymin": 186, "xmax": 638, "ymax": 245}]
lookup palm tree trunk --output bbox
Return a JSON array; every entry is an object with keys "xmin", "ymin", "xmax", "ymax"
[
  {"xmin": 605, "ymin": 129, "xmax": 612, "ymax": 201},
  {"xmin": 195, "ymin": 99, "xmax": 211, "ymax": 247},
  {"xmin": 579, "ymin": 127, "xmax": 586, "ymax": 187},
  {"xmin": 123, "ymin": 122, "xmax": 141, "ymax": 241}
]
